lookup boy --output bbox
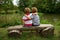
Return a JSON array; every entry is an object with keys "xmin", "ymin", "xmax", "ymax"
[
  {"xmin": 25, "ymin": 7, "xmax": 40, "ymax": 26},
  {"xmin": 31, "ymin": 7, "xmax": 40, "ymax": 26},
  {"xmin": 22, "ymin": 7, "xmax": 32, "ymax": 27}
]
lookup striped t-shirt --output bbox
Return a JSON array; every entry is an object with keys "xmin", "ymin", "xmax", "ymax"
[{"xmin": 22, "ymin": 13, "xmax": 32, "ymax": 27}]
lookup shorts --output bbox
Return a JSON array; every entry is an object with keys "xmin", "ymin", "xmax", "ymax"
[
  {"xmin": 23, "ymin": 24, "xmax": 32, "ymax": 27},
  {"xmin": 32, "ymin": 24, "xmax": 40, "ymax": 26}
]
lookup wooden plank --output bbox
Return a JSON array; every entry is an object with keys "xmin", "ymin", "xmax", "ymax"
[
  {"xmin": 7, "ymin": 24, "xmax": 54, "ymax": 37},
  {"xmin": 39, "ymin": 24, "xmax": 53, "ymax": 27},
  {"xmin": 7, "ymin": 24, "xmax": 54, "ymax": 31},
  {"xmin": 7, "ymin": 24, "xmax": 54, "ymax": 32}
]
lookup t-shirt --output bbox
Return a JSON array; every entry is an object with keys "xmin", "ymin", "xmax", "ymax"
[
  {"xmin": 22, "ymin": 13, "xmax": 32, "ymax": 27},
  {"xmin": 30, "ymin": 13, "xmax": 40, "ymax": 25}
]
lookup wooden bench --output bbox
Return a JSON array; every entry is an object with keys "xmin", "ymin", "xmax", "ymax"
[{"xmin": 7, "ymin": 24, "xmax": 54, "ymax": 37}]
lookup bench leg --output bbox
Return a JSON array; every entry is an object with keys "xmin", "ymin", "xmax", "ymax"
[
  {"xmin": 41, "ymin": 27, "xmax": 54, "ymax": 36},
  {"xmin": 8, "ymin": 30, "xmax": 22, "ymax": 37}
]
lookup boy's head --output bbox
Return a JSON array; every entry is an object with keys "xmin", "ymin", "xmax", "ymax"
[
  {"xmin": 32, "ymin": 7, "xmax": 38, "ymax": 13},
  {"xmin": 24, "ymin": 7, "xmax": 30, "ymax": 13}
]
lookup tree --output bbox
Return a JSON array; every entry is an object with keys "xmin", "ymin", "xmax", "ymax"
[
  {"xmin": 18, "ymin": 0, "xmax": 60, "ymax": 13},
  {"xmin": 18, "ymin": 0, "xmax": 32, "ymax": 12},
  {"xmin": 32, "ymin": 0, "xmax": 60, "ymax": 13},
  {"xmin": 0, "ymin": 0, "xmax": 14, "ymax": 13}
]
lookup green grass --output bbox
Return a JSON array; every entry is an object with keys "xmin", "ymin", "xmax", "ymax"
[
  {"xmin": 0, "ymin": 13, "xmax": 60, "ymax": 40},
  {"xmin": 0, "ymin": 13, "xmax": 23, "ymax": 27}
]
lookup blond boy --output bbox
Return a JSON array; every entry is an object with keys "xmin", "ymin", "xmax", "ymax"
[
  {"xmin": 25, "ymin": 7, "xmax": 40, "ymax": 26},
  {"xmin": 22, "ymin": 7, "xmax": 32, "ymax": 27}
]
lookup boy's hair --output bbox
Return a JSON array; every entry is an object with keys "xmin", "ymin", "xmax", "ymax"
[
  {"xmin": 32, "ymin": 7, "xmax": 38, "ymax": 13},
  {"xmin": 24, "ymin": 7, "xmax": 30, "ymax": 13}
]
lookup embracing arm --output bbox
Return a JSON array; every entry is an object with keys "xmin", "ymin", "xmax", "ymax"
[
  {"xmin": 22, "ymin": 19, "xmax": 25, "ymax": 24},
  {"xmin": 25, "ymin": 14, "xmax": 32, "ymax": 20}
]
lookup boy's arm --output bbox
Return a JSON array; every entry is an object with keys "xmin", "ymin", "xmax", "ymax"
[
  {"xmin": 22, "ymin": 16, "xmax": 25, "ymax": 24},
  {"xmin": 22, "ymin": 20, "xmax": 24, "ymax": 23},
  {"xmin": 22, "ymin": 19, "xmax": 25, "ymax": 24},
  {"xmin": 22, "ymin": 16, "xmax": 29, "ymax": 21},
  {"xmin": 25, "ymin": 14, "xmax": 32, "ymax": 20},
  {"xmin": 26, "ymin": 16, "xmax": 31, "ymax": 19}
]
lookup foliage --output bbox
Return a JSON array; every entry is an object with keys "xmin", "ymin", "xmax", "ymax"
[
  {"xmin": 0, "ymin": 0, "xmax": 14, "ymax": 14},
  {"xmin": 18, "ymin": 0, "xmax": 32, "ymax": 11},
  {"xmin": 18, "ymin": 0, "xmax": 60, "ymax": 13},
  {"xmin": 0, "ymin": 0, "xmax": 60, "ymax": 13}
]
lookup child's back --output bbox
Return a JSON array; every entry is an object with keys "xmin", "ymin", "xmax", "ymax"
[
  {"xmin": 31, "ymin": 13, "xmax": 40, "ymax": 26},
  {"xmin": 22, "ymin": 14, "xmax": 32, "ymax": 27},
  {"xmin": 22, "ymin": 7, "xmax": 32, "ymax": 27},
  {"xmin": 31, "ymin": 7, "xmax": 40, "ymax": 26}
]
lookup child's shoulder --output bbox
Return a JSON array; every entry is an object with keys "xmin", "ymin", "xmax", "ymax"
[{"xmin": 30, "ymin": 13, "xmax": 32, "ymax": 16}]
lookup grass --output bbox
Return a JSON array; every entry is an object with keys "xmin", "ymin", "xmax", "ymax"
[
  {"xmin": 0, "ymin": 13, "xmax": 60, "ymax": 40},
  {"xmin": 0, "ymin": 13, "xmax": 23, "ymax": 27}
]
